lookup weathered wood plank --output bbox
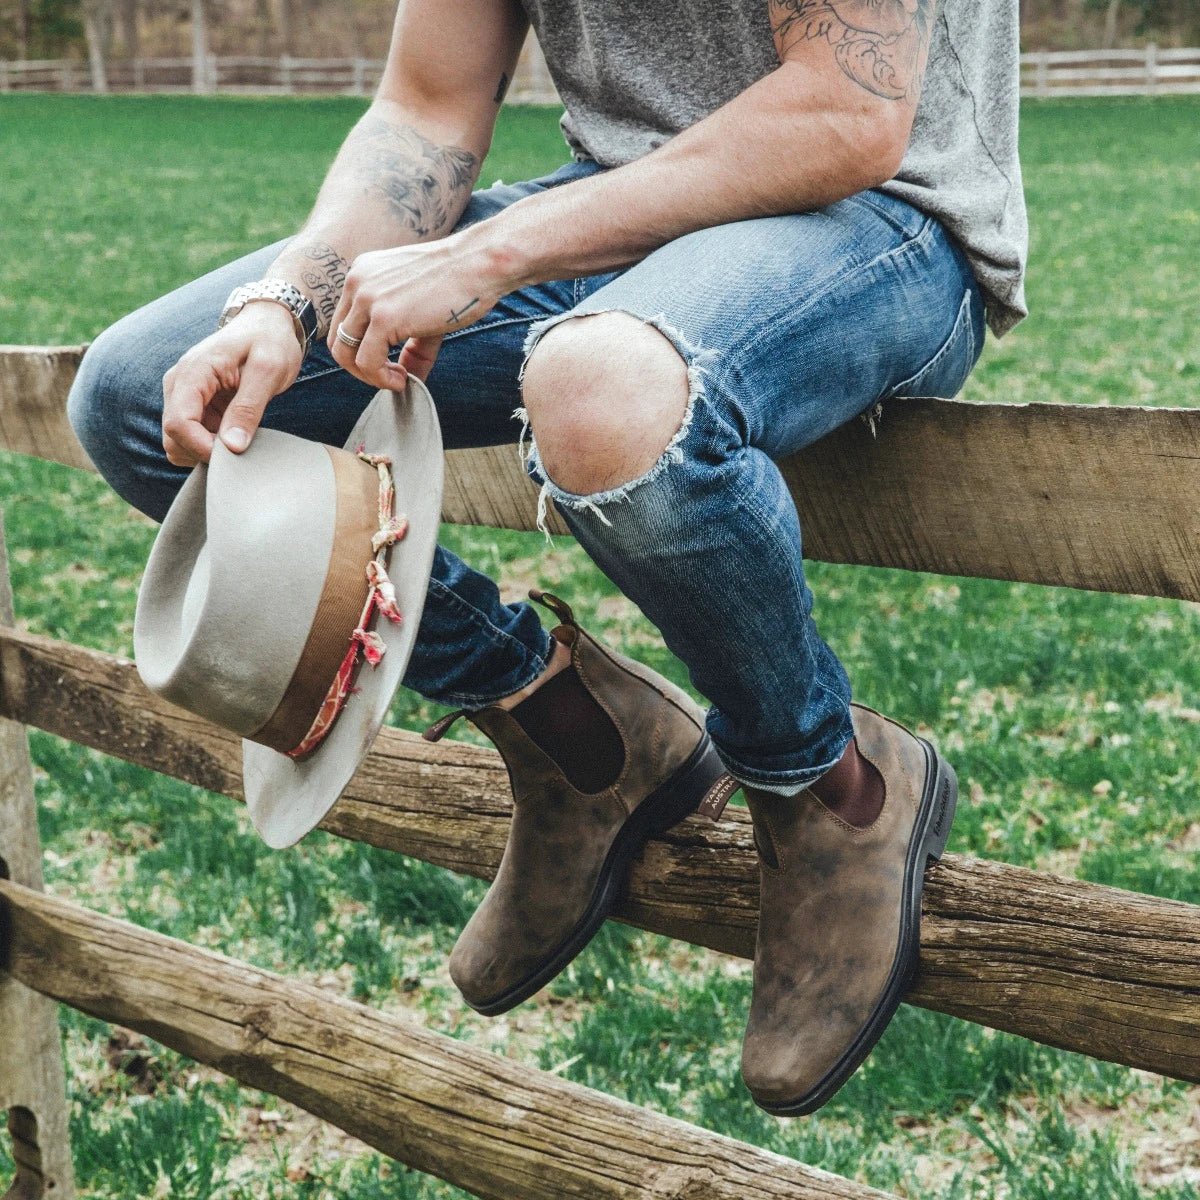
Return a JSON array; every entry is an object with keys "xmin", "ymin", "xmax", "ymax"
[
  {"xmin": 0, "ymin": 347, "xmax": 93, "ymax": 473},
  {"xmin": 0, "ymin": 880, "xmax": 893, "ymax": 1200},
  {"xmin": 1, "ymin": 624, "xmax": 1196, "ymax": 1083},
  {"xmin": 4, "ymin": 344, "xmax": 1200, "ymax": 600},
  {"xmin": 0, "ymin": 517, "xmax": 76, "ymax": 1200}
]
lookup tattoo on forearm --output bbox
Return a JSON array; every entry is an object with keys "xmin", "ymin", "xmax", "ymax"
[
  {"xmin": 447, "ymin": 297, "xmax": 480, "ymax": 325},
  {"xmin": 297, "ymin": 242, "xmax": 349, "ymax": 335},
  {"xmin": 348, "ymin": 114, "xmax": 480, "ymax": 238},
  {"xmin": 769, "ymin": 0, "xmax": 932, "ymax": 100},
  {"xmin": 494, "ymin": 72, "xmax": 510, "ymax": 103}
]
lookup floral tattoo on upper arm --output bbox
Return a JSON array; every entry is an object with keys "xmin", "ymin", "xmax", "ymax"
[{"xmin": 769, "ymin": 0, "xmax": 933, "ymax": 101}]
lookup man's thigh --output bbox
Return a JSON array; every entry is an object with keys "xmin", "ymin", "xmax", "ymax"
[
  {"xmin": 70, "ymin": 162, "xmax": 592, "ymax": 517},
  {"xmin": 564, "ymin": 188, "xmax": 986, "ymax": 462}
]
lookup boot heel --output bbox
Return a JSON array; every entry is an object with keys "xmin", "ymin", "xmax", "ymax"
[
  {"xmin": 644, "ymin": 738, "xmax": 728, "ymax": 837},
  {"xmin": 923, "ymin": 756, "xmax": 958, "ymax": 865}
]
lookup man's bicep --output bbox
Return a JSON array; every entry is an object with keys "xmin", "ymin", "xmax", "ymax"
[
  {"xmin": 378, "ymin": 0, "xmax": 529, "ymax": 121},
  {"xmin": 768, "ymin": 0, "xmax": 936, "ymax": 106}
]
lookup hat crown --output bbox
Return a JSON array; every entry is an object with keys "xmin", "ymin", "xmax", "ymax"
[{"xmin": 134, "ymin": 432, "xmax": 339, "ymax": 736}]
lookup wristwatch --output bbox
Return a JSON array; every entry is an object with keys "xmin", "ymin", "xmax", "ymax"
[{"xmin": 218, "ymin": 280, "xmax": 320, "ymax": 356}]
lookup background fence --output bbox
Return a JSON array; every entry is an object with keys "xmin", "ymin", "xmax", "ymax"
[
  {"xmin": 2, "ymin": 43, "xmax": 1198, "ymax": 99},
  {"xmin": 0, "ymin": 37, "xmax": 557, "ymax": 99}
]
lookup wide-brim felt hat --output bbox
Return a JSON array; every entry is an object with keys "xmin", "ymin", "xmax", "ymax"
[{"xmin": 134, "ymin": 378, "xmax": 443, "ymax": 849}]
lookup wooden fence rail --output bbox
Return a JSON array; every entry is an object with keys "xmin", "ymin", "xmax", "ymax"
[
  {"xmin": 2, "ymin": 342, "xmax": 1199, "ymax": 1196},
  {"xmin": 3, "ymin": 46, "xmax": 1199, "ymax": 99},
  {"xmin": 4, "ymin": 345, "xmax": 1199, "ymax": 601},
  {"xmin": 0, "ymin": 879, "xmax": 892, "ymax": 1200},
  {"xmin": 1, "ymin": 621, "xmax": 1196, "ymax": 1083}
]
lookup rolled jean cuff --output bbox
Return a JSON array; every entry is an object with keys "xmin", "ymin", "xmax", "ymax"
[
  {"xmin": 708, "ymin": 710, "xmax": 856, "ymax": 797},
  {"xmin": 405, "ymin": 577, "xmax": 555, "ymax": 709},
  {"xmin": 432, "ymin": 646, "xmax": 550, "ymax": 709}
]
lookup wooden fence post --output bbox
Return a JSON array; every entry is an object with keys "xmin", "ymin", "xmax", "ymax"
[
  {"xmin": 0, "ymin": 62, "xmax": 9, "ymax": 93},
  {"xmin": 352, "ymin": 56, "xmax": 366, "ymax": 96},
  {"xmin": 1035, "ymin": 50, "xmax": 1049, "ymax": 96},
  {"xmin": 280, "ymin": 54, "xmax": 294, "ymax": 93},
  {"xmin": 1146, "ymin": 42, "xmax": 1158, "ymax": 93},
  {"xmin": 0, "ymin": 513, "xmax": 76, "ymax": 1200}
]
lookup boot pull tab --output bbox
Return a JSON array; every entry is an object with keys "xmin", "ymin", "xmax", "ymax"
[
  {"xmin": 529, "ymin": 587, "xmax": 577, "ymax": 627},
  {"xmin": 698, "ymin": 774, "xmax": 739, "ymax": 823},
  {"xmin": 422, "ymin": 708, "xmax": 468, "ymax": 742}
]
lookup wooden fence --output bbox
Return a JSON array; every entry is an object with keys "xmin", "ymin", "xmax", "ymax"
[
  {"xmin": 3, "ymin": 45, "xmax": 1199, "ymax": 100},
  {"xmin": 0, "ymin": 38, "xmax": 558, "ymax": 100},
  {"xmin": 1021, "ymin": 45, "xmax": 1200, "ymax": 96},
  {"xmin": 1, "ymin": 342, "xmax": 1198, "ymax": 1197}
]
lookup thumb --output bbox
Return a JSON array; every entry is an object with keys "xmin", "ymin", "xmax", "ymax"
[
  {"xmin": 217, "ymin": 355, "xmax": 282, "ymax": 453},
  {"xmin": 398, "ymin": 335, "xmax": 444, "ymax": 383}
]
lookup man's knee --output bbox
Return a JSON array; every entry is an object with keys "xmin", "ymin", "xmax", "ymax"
[
  {"xmin": 521, "ymin": 311, "xmax": 690, "ymax": 496},
  {"xmin": 67, "ymin": 320, "xmax": 172, "ymax": 515},
  {"xmin": 68, "ymin": 324, "xmax": 132, "ymax": 448}
]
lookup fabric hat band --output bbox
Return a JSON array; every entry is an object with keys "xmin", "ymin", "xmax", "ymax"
[{"xmin": 247, "ymin": 446, "xmax": 406, "ymax": 757}]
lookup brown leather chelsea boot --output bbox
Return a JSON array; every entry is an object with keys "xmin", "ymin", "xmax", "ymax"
[
  {"xmin": 740, "ymin": 703, "xmax": 957, "ymax": 1115},
  {"xmin": 424, "ymin": 589, "xmax": 733, "ymax": 1016}
]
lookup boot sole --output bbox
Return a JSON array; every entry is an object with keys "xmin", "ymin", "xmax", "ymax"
[
  {"xmin": 466, "ymin": 734, "xmax": 728, "ymax": 1017},
  {"xmin": 755, "ymin": 739, "xmax": 958, "ymax": 1117}
]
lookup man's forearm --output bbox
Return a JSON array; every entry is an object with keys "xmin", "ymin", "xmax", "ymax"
[
  {"xmin": 265, "ymin": 99, "xmax": 484, "ymax": 335},
  {"xmin": 464, "ymin": 63, "xmax": 906, "ymax": 291}
]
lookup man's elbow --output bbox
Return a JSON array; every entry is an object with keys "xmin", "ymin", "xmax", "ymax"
[{"xmin": 852, "ymin": 111, "xmax": 913, "ymax": 190}]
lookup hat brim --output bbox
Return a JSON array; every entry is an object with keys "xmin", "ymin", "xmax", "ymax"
[{"xmin": 241, "ymin": 377, "xmax": 443, "ymax": 849}]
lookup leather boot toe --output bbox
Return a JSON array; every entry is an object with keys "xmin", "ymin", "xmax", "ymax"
[
  {"xmin": 740, "ymin": 703, "xmax": 957, "ymax": 1115},
  {"xmin": 431, "ymin": 589, "xmax": 733, "ymax": 1016}
]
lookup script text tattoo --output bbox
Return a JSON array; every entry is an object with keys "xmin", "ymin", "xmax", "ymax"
[{"xmin": 299, "ymin": 242, "xmax": 350, "ymax": 335}]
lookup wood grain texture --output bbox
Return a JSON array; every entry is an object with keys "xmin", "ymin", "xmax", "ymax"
[
  {"xmin": 2, "ymin": 625, "xmax": 1196, "ymax": 1083},
  {"xmin": 0, "ymin": 880, "xmax": 893, "ymax": 1200},
  {"xmin": 4, "ymin": 345, "xmax": 1200, "ymax": 600},
  {"xmin": 0, "ymin": 347, "xmax": 93, "ymax": 473},
  {"xmin": 0, "ymin": 517, "xmax": 76, "ymax": 1200}
]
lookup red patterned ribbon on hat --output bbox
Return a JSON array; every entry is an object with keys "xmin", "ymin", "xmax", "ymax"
[{"xmin": 286, "ymin": 449, "xmax": 409, "ymax": 760}]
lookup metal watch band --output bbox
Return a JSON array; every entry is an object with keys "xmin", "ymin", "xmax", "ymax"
[{"xmin": 218, "ymin": 280, "xmax": 319, "ymax": 355}]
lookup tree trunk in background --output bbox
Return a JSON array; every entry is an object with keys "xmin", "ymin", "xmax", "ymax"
[
  {"xmin": 15, "ymin": 0, "xmax": 30, "ymax": 57},
  {"xmin": 191, "ymin": 0, "xmax": 210, "ymax": 92},
  {"xmin": 117, "ymin": 0, "xmax": 139, "ymax": 57},
  {"xmin": 254, "ymin": 0, "xmax": 272, "ymax": 54},
  {"xmin": 1102, "ymin": 0, "xmax": 1121, "ymax": 45},
  {"xmin": 277, "ymin": 0, "xmax": 294, "ymax": 57},
  {"xmin": 83, "ymin": 3, "xmax": 109, "ymax": 92}
]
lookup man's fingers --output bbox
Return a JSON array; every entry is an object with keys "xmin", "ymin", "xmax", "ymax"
[
  {"xmin": 217, "ymin": 352, "xmax": 285, "ymax": 453},
  {"xmin": 327, "ymin": 267, "xmax": 361, "ymax": 354},
  {"xmin": 201, "ymin": 394, "xmax": 229, "ymax": 435},
  {"xmin": 398, "ymin": 335, "xmax": 444, "ymax": 382},
  {"xmin": 162, "ymin": 359, "xmax": 219, "ymax": 464},
  {"xmin": 328, "ymin": 294, "xmax": 371, "ymax": 372},
  {"xmin": 353, "ymin": 321, "xmax": 407, "ymax": 390}
]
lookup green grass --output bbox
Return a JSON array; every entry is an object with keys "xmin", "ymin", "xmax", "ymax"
[{"xmin": 1, "ymin": 92, "xmax": 1198, "ymax": 1199}]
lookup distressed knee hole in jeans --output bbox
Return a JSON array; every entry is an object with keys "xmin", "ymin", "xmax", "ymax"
[{"xmin": 512, "ymin": 308, "xmax": 719, "ymax": 538}]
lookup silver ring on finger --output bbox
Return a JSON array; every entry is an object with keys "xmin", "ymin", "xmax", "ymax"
[{"xmin": 336, "ymin": 323, "xmax": 364, "ymax": 349}]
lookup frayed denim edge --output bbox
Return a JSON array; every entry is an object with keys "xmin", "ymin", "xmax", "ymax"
[
  {"xmin": 511, "ymin": 308, "xmax": 718, "ymax": 539},
  {"xmin": 715, "ymin": 739, "xmax": 849, "ymax": 797}
]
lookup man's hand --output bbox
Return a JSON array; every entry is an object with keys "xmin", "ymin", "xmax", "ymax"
[
  {"xmin": 327, "ymin": 231, "xmax": 514, "ymax": 390},
  {"xmin": 162, "ymin": 303, "xmax": 303, "ymax": 466}
]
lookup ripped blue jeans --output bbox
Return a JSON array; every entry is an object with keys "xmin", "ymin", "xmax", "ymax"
[{"xmin": 68, "ymin": 157, "xmax": 985, "ymax": 793}]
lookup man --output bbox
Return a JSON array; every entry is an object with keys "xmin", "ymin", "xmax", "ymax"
[{"xmin": 68, "ymin": 0, "xmax": 1026, "ymax": 1114}]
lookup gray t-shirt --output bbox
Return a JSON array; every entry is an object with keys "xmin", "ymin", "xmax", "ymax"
[{"xmin": 519, "ymin": 0, "xmax": 1028, "ymax": 335}]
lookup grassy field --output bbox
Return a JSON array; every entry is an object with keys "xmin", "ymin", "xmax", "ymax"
[{"xmin": 1, "ymin": 92, "xmax": 1198, "ymax": 1199}]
